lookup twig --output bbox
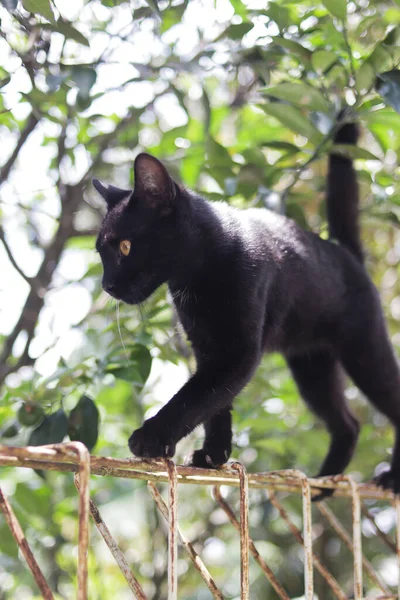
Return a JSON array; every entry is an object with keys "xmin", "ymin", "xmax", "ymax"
[
  {"xmin": 0, "ymin": 199, "xmax": 58, "ymax": 220},
  {"xmin": 342, "ymin": 21, "xmax": 358, "ymax": 103},
  {"xmin": 280, "ymin": 127, "xmax": 336, "ymax": 210},
  {"xmin": 0, "ymin": 226, "xmax": 34, "ymax": 287}
]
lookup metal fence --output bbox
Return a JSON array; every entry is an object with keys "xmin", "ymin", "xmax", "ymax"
[{"xmin": 0, "ymin": 442, "xmax": 399, "ymax": 600}]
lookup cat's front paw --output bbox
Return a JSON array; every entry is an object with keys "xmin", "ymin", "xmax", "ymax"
[{"xmin": 128, "ymin": 418, "xmax": 175, "ymax": 459}]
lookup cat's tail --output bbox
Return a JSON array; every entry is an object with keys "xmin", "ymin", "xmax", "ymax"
[{"xmin": 326, "ymin": 116, "xmax": 363, "ymax": 263}]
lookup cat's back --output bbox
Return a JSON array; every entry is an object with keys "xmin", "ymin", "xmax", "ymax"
[{"xmin": 208, "ymin": 200, "xmax": 320, "ymax": 266}]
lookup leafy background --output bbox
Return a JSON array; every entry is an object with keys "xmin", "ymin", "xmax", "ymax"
[{"xmin": 1, "ymin": 0, "xmax": 400, "ymax": 597}]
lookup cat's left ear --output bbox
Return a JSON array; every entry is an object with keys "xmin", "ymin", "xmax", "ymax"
[
  {"xmin": 92, "ymin": 179, "xmax": 131, "ymax": 210},
  {"xmin": 133, "ymin": 153, "xmax": 176, "ymax": 203}
]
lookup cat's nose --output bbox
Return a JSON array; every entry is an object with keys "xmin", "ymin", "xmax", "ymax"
[{"xmin": 103, "ymin": 282, "xmax": 115, "ymax": 294}]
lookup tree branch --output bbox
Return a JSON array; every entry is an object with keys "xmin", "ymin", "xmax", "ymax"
[
  {"xmin": 0, "ymin": 113, "xmax": 39, "ymax": 185},
  {"xmin": 279, "ymin": 124, "xmax": 339, "ymax": 211},
  {"xmin": 0, "ymin": 183, "xmax": 84, "ymax": 386}
]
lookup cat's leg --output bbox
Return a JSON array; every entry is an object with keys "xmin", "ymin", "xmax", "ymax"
[
  {"xmin": 128, "ymin": 346, "xmax": 259, "ymax": 459},
  {"xmin": 287, "ymin": 350, "xmax": 360, "ymax": 501},
  {"xmin": 339, "ymin": 319, "xmax": 400, "ymax": 493},
  {"xmin": 189, "ymin": 405, "xmax": 232, "ymax": 468}
]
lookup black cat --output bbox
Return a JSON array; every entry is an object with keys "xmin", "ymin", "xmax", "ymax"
[{"xmin": 93, "ymin": 117, "xmax": 400, "ymax": 498}]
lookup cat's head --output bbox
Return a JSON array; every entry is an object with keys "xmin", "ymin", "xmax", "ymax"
[{"xmin": 93, "ymin": 153, "xmax": 181, "ymax": 304}]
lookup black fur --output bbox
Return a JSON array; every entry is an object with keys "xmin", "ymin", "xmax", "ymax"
[{"xmin": 94, "ymin": 118, "xmax": 400, "ymax": 498}]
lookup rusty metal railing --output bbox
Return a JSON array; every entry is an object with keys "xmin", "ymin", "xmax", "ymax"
[{"xmin": 0, "ymin": 442, "xmax": 399, "ymax": 599}]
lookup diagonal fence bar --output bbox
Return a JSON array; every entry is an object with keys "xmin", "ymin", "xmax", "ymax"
[
  {"xmin": 148, "ymin": 482, "xmax": 224, "ymax": 599},
  {"xmin": 213, "ymin": 486, "xmax": 290, "ymax": 599},
  {"xmin": 74, "ymin": 475, "xmax": 148, "ymax": 600},
  {"xmin": 361, "ymin": 502, "xmax": 397, "ymax": 553},
  {"xmin": 0, "ymin": 487, "xmax": 55, "ymax": 600},
  {"xmin": 317, "ymin": 501, "xmax": 391, "ymax": 596},
  {"xmin": 268, "ymin": 492, "xmax": 348, "ymax": 600}
]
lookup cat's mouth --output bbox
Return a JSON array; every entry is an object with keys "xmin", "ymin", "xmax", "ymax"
[
  {"xmin": 103, "ymin": 274, "xmax": 162, "ymax": 305},
  {"xmin": 106, "ymin": 287, "xmax": 149, "ymax": 306}
]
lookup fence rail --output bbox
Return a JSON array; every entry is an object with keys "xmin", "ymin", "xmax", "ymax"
[{"xmin": 0, "ymin": 442, "xmax": 399, "ymax": 599}]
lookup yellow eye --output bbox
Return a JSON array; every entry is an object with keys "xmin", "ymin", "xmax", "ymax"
[{"xmin": 119, "ymin": 240, "xmax": 131, "ymax": 256}]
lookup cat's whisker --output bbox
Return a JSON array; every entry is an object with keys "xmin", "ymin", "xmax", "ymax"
[
  {"xmin": 137, "ymin": 298, "xmax": 151, "ymax": 324},
  {"xmin": 100, "ymin": 293, "xmax": 111, "ymax": 309},
  {"xmin": 116, "ymin": 300, "xmax": 129, "ymax": 360},
  {"xmin": 102, "ymin": 295, "xmax": 114, "ymax": 328}
]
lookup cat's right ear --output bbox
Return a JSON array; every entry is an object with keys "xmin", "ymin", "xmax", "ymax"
[{"xmin": 92, "ymin": 179, "xmax": 131, "ymax": 210}]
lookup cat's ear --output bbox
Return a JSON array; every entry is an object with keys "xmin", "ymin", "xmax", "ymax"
[
  {"xmin": 133, "ymin": 153, "xmax": 175, "ymax": 202},
  {"xmin": 92, "ymin": 179, "xmax": 131, "ymax": 209}
]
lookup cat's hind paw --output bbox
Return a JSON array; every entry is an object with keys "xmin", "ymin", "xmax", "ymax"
[
  {"xmin": 374, "ymin": 468, "xmax": 400, "ymax": 494},
  {"xmin": 311, "ymin": 488, "xmax": 335, "ymax": 502},
  {"xmin": 187, "ymin": 447, "xmax": 229, "ymax": 469}
]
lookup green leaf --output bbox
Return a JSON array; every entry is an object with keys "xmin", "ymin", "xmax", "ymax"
[
  {"xmin": 55, "ymin": 21, "xmax": 90, "ymax": 47},
  {"xmin": 376, "ymin": 70, "xmax": 400, "ymax": 113},
  {"xmin": 264, "ymin": 4, "xmax": 290, "ymax": 30},
  {"xmin": 17, "ymin": 402, "xmax": 44, "ymax": 427},
  {"xmin": 363, "ymin": 109, "xmax": 400, "ymax": 152},
  {"xmin": 286, "ymin": 201, "xmax": 309, "ymax": 229},
  {"xmin": 105, "ymin": 345, "xmax": 152, "ymax": 385},
  {"xmin": 224, "ymin": 22, "xmax": 254, "ymax": 40},
  {"xmin": 311, "ymin": 50, "xmax": 337, "ymax": 74},
  {"xmin": 28, "ymin": 410, "xmax": 68, "ymax": 446},
  {"xmin": 331, "ymin": 144, "xmax": 380, "ymax": 161},
  {"xmin": 322, "ymin": 0, "xmax": 347, "ymax": 20},
  {"xmin": 366, "ymin": 44, "xmax": 392, "ymax": 73},
  {"xmin": 0, "ymin": 76, "xmax": 11, "ymax": 89},
  {"xmin": 144, "ymin": 0, "xmax": 161, "ymax": 16},
  {"xmin": 206, "ymin": 137, "xmax": 233, "ymax": 168},
  {"xmin": 48, "ymin": 410, "xmax": 69, "ymax": 442},
  {"xmin": 22, "ymin": 0, "xmax": 55, "ymax": 22},
  {"xmin": 355, "ymin": 62, "xmax": 375, "ymax": 93},
  {"xmin": 239, "ymin": 168, "xmax": 265, "ymax": 198},
  {"xmin": 70, "ymin": 67, "xmax": 97, "ymax": 100},
  {"xmin": 363, "ymin": 108, "xmax": 400, "ymax": 130},
  {"xmin": 66, "ymin": 235, "xmax": 96, "ymax": 250},
  {"xmin": 0, "ymin": 523, "xmax": 18, "ymax": 558},
  {"xmin": 14, "ymin": 483, "xmax": 51, "ymax": 519},
  {"xmin": 272, "ymin": 37, "xmax": 312, "ymax": 62},
  {"xmin": 68, "ymin": 395, "xmax": 99, "ymax": 452},
  {"xmin": 46, "ymin": 72, "xmax": 68, "ymax": 92},
  {"xmin": 241, "ymin": 148, "xmax": 267, "ymax": 169},
  {"xmin": 1, "ymin": 0, "xmax": 18, "ymax": 12},
  {"xmin": 130, "ymin": 345, "xmax": 152, "ymax": 383},
  {"xmin": 28, "ymin": 419, "xmax": 50, "ymax": 445},
  {"xmin": 260, "ymin": 140, "xmax": 300, "ymax": 155},
  {"xmin": 260, "ymin": 103, "xmax": 322, "ymax": 143},
  {"xmin": 0, "ymin": 420, "xmax": 19, "ymax": 438},
  {"xmin": 261, "ymin": 82, "xmax": 330, "ymax": 113},
  {"xmin": 160, "ymin": 4, "xmax": 187, "ymax": 33}
]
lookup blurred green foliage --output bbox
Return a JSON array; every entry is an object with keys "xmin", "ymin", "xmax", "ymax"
[{"xmin": 1, "ymin": 0, "xmax": 400, "ymax": 597}]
